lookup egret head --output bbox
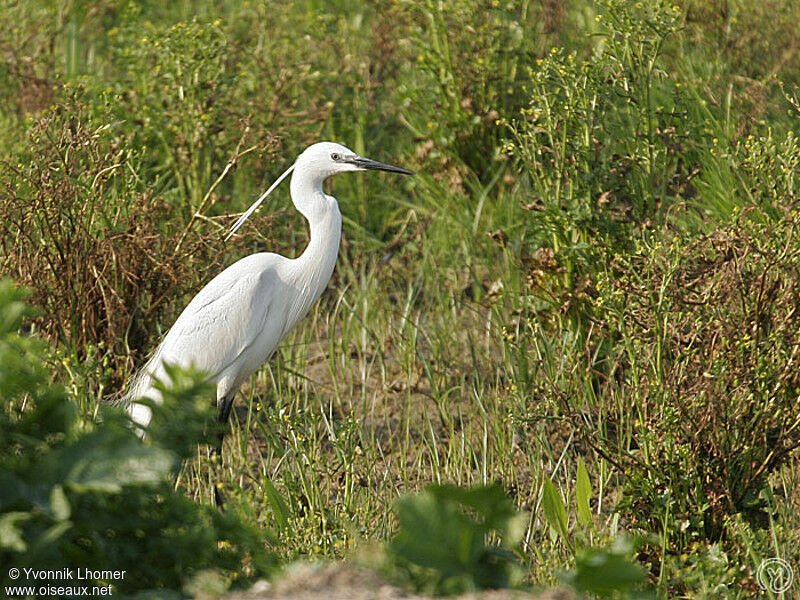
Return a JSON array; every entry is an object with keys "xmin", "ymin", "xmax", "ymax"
[
  {"xmin": 225, "ymin": 141, "xmax": 413, "ymax": 240},
  {"xmin": 296, "ymin": 141, "xmax": 414, "ymax": 180}
]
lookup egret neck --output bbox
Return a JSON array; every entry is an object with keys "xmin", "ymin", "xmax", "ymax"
[{"xmin": 286, "ymin": 173, "xmax": 342, "ymax": 334}]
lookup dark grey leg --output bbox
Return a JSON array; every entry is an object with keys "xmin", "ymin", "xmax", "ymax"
[
  {"xmin": 217, "ymin": 393, "xmax": 235, "ymax": 425},
  {"xmin": 214, "ymin": 394, "xmax": 235, "ymax": 454},
  {"xmin": 212, "ymin": 393, "xmax": 235, "ymax": 508}
]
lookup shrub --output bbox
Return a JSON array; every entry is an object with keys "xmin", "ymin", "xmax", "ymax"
[
  {"xmin": 384, "ymin": 483, "xmax": 527, "ymax": 595},
  {"xmin": 592, "ymin": 201, "xmax": 800, "ymax": 541},
  {"xmin": 0, "ymin": 280, "xmax": 276, "ymax": 595},
  {"xmin": 503, "ymin": 0, "xmax": 800, "ymax": 587},
  {"xmin": 0, "ymin": 98, "xmax": 228, "ymax": 386}
]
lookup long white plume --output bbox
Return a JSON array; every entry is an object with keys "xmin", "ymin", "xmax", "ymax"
[{"xmin": 225, "ymin": 163, "xmax": 295, "ymax": 241}]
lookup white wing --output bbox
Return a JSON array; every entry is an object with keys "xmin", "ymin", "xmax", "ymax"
[
  {"xmin": 151, "ymin": 252, "xmax": 291, "ymax": 383},
  {"xmin": 125, "ymin": 252, "xmax": 295, "ymax": 431}
]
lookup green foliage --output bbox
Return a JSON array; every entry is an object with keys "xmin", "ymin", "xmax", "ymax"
[
  {"xmin": 505, "ymin": 0, "xmax": 694, "ymax": 333},
  {"xmin": 1, "ymin": 0, "xmax": 800, "ymax": 597},
  {"xmin": 560, "ymin": 538, "xmax": 651, "ymax": 600},
  {"xmin": 540, "ymin": 464, "xmax": 594, "ymax": 549},
  {"xmin": 593, "ymin": 203, "xmax": 800, "ymax": 542},
  {"xmin": 104, "ymin": 11, "xmax": 242, "ymax": 208},
  {"xmin": 511, "ymin": 4, "xmax": 684, "ymax": 222},
  {"xmin": 0, "ymin": 280, "xmax": 275, "ymax": 595},
  {"xmin": 576, "ymin": 458, "xmax": 593, "ymax": 528},
  {"xmin": 383, "ymin": 479, "xmax": 652, "ymax": 598},
  {"xmin": 262, "ymin": 477, "xmax": 292, "ymax": 535},
  {"xmin": 0, "ymin": 93, "xmax": 230, "ymax": 386},
  {"xmin": 385, "ymin": 483, "xmax": 527, "ymax": 595},
  {"xmin": 541, "ymin": 476, "xmax": 570, "ymax": 544},
  {"xmin": 397, "ymin": 0, "xmax": 540, "ymax": 180},
  {"xmin": 505, "ymin": 0, "xmax": 799, "ymax": 543}
]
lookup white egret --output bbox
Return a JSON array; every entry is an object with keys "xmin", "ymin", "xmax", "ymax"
[{"xmin": 124, "ymin": 142, "xmax": 413, "ymax": 443}]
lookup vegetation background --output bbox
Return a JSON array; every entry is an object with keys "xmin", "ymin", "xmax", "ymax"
[{"xmin": 1, "ymin": 0, "xmax": 799, "ymax": 598}]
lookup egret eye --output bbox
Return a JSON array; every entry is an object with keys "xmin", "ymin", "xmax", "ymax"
[{"xmin": 331, "ymin": 153, "xmax": 341, "ymax": 161}]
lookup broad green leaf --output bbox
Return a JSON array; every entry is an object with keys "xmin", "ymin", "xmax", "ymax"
[
  {"xmin": 390, "ymin": 491, "xmax": 482, "ymax": 573},
  {"xmin": 541, "ymin": 476, "xmax": 568, "ymax": 540},
  {"xmin": 427, "ymin": 484, "xmax": 516, "ymax": 535},
  {"xmin": 0, "ymin": 280, "xmax": 33, "ymax": 335},
  {"xmin": 37, "ymin": 432, "xmax": 176, "ymax": 493},
  {"xmin": 49, "ymin": 485, "xmax": 71, "ymax": 521},
  {"xmin": 576, "ymin": 458, "xmax": 592, "ymax": 527},
  {"xmin": 387, "ymin": 484, "xmax": 524, "ymax": 593},
  {"xmin": 263, "ymin": 478, "xmax": 291, "ymax": 533},
  {"xmin": 0, "ymin": 512, "xmax": 30, "ymax": 552},
  {"xmin": 563, "ymin": 544, "xmax": 648, "ymax": 597}
]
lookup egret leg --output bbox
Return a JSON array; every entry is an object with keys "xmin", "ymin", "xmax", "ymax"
[
  {"xmin": 212, "ymin": 392, "xmax": 235, "ymax": 508},
  {"xmin": 215, "ymin": 393, "xmax": 235, "ymax": 453}
]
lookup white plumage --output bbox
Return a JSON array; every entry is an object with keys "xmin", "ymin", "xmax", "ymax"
[{"xmin": 125, "ymin": 141, "xmax": 413, "ymax": 434}]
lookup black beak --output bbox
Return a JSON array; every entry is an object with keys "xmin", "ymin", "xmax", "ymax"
[{"xmin": 347, "ymin": 155, "xmax": 415, "ymax": 176}]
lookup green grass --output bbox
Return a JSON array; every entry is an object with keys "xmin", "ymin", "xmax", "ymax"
[{"xmin": 2, "ymin": 0, "xmax": 800, "ymax": 598}]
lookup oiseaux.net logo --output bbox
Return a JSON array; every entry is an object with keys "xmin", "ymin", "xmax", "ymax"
[{"xmin": 757, "ymin": 558, "xmax": 793, "ymax": 594}]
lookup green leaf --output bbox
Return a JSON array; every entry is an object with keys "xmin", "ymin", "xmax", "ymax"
[
  {"xmin": 0, "ymin": 512, "xmax": 31, "ymax": 552},
  {"xmin": 427, "ymin": 484, "xmax": 517, "ymax": 538},
  {"xmin": 37, "ymin": 432, "xmax": 177, "ymax": 493},
  {"xmin": 263, "ymin": 478, "xmax": 291, "ymax": 533},
  {"xmin": 29, "ymin": 520, "xmax": 73, "ymax": 554},
  {"xmin": 49, "ymin": 485, "xmax": 71, "ymax": 521},
  {"xmin": 541, "ymin": 476, "xmax": 568, "ymax": 540},
  {"xmin": 576, "ymin": 458, "xmax": 592, "ymax": 527},
  {"xmin": 391, "ymin": 491, "xmax": 482, "ymax": 574},
  {"xmin": 0, "ymin": 279, "xmax": 33, "ymax": 335},
  {"xmin": 387, "ymin": 484, "xmax": 524, "ymax": 594},
  {"xmin": 562, "ymin": 543, "xmax": 649, "ymax": 598}
]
